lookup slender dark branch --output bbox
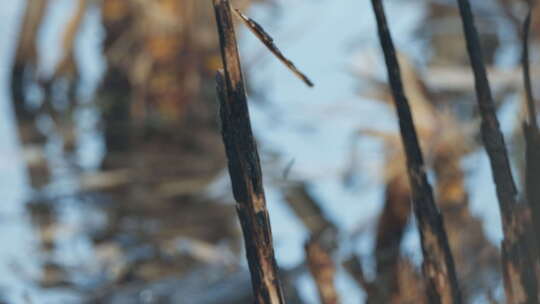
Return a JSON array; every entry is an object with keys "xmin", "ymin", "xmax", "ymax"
[
  {"xmin": 369, "ymin": 1, "xmax": 462, "ymax": 303},
  {"xmin": 212, "ymin": 1, "xmax": 285, "ymax": 303},
  {"xmin": 522, "ymin": 6, "xmax": 537, "ymax": 130},
  {"xmin": 232, "ymin": 7, "xmax": 314, "ymax": 87},
  {"xmin": 455, "ymin": 0, "xmax": 539, "ymax": 302},
  {"xmin": 455, "ymin": 0, "xmax": 518, "ymax": 221}
]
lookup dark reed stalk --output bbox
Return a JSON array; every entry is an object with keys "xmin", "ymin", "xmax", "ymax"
[
  {"xmin": 455, "ymin": 0, "xmax": 539, "ymax": 302},
  {"xmin": 212, "ymin": 0, "xmax": 285, "ymax": 303},
  {"xmin": 454, "ymin": 0, "xmax": 518, "ymax": 221},
  {"xmin": 369, "ymin": 1, "xmax": 462, "ymax": 303},
  {"xmin": 523, "ymin": 5, "xmax": 538, "ymax": 131},
  {"xmin": 522, "ymin": 2, "xmax": 540, "ymax": 247}
]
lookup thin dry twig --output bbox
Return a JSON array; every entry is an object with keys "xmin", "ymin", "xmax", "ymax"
[
  {"xmin": 305, "ymin": 238, "xmax": 340, "ymax": 304},
  {"xmin": 284, "ymin": 183, "xmax": 335, "ymax": 237},
  {"xmin": 370, "ymin": 1, "xmax": 463, "ymax": 303},
  {"xmin": 232, "ymin": 7, "xmax": 314, "ymax": 87},
  {"xmin": 455, "ymin": 0, "xmax": 540, "ymax": 302},
  {"xmin": 212, "ymin": 0, "xmax": 285, "ymax": 303},
  {"xmin": 284, "ymin": 183, "xmax": 341, "ymax": 302}
]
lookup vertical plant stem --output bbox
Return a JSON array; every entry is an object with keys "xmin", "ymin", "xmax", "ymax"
[
  {"xmin": 522, "ymin": 2, "xmax": 540, "ymax": 242},
  {"xmin": 455, "ymin": 0, "xmax": 539, "ymax": 303},
  {"xmin": 523, "ymin": 5, "xmax": 537, "ymax": 131},
  {"xmin": 369, "ymin": 1, "xmax": 462, "ymax": 303},
  {"xmin": 212, "ymin": 1, "xmax": 285, "ymax": 303},
  {"xmin": 454, "ymin": 0, "xmax": 518, "ymax": 220}
]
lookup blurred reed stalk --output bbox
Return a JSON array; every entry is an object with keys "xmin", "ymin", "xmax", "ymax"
[
  {"xmin": 455, "ymin": 0, "xmax": 540, "ymax": 302},
  {"xmin": 522, "ymin": 0, "xmax": 540, "ymax": 250},
  {"xmin": 212, "ymin": 0, "xmax": 285, "ymax": 303},
  {"xmin": 369, "ymin": 1, "xmax": 463, "ymax": 303},
  {"xmin": 49, "ymin": 0, "xmax": 87, "ymax": 88},
  {"xmin": 305, "ymin": 238, "xmax": 340, "ymax": 304},
  {"xmin": 284, "ymin": 184, "xmax": 341, "ymax": 303},
  {"xmin": 11, "ymin": 0, "xmax": 49, "ymax": 120},
  {"xmin": 372, "ymin": 177, "xmax": 414, "ymax": 302}
]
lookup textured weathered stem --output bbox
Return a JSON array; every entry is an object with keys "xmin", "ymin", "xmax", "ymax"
[
  {"xmin": 305, "ymin": 238, "xmax": 339, "ymax": 304},
  {"xmin": 455, "ymin": 0, "xmax": 539, "ymax": 303},
  {"xmin": 212, "ymin": 0, "xmax": 285, "ymax": 303},
  {"xmin": 369, "ymin": 1, "xmax": 462, "ymax": 303}
]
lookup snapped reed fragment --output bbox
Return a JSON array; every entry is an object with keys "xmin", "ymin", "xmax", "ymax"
[{"xmin": 232, "ymin": 7, "xmax": 314, "ymax": 87}]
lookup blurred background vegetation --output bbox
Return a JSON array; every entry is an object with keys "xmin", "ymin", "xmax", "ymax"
[{"xmin": 1, "ymin": 0, "xmax": 539, "ymax": 303}]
